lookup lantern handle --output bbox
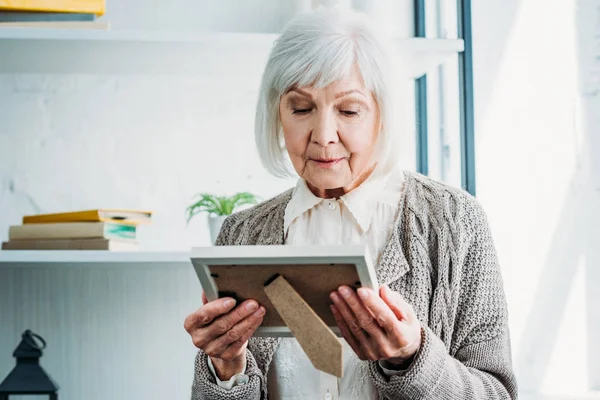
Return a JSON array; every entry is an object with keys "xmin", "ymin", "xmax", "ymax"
[{"xmin": 22, "ymin": 330, "xmax": 47, "ymax": 351}]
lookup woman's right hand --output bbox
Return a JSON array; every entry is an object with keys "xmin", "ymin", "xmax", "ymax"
[{"xmin": 184, "ymin": 292, "xmax": 266, "ymax": 381}]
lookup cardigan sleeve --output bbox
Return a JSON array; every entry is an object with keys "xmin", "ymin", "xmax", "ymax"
[
  {"xmin": 189, "ymin": 215, "xmax": 270, "ymax": 400},
  {"xmin": 367, "ymin": 196, "xmax": 518, "ymax": 399},
  {"xmin": 207, "ymin": 356, "xmax": 248, "ymax": 389},
  {"xmin": 191, "ymin": 349, "xmax": 266, "ymax": 400}
]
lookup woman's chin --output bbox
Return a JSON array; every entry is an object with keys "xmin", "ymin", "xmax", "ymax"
[{"xmin": 305, "ymin": 174, "xmax": 351, "ymax": 192}]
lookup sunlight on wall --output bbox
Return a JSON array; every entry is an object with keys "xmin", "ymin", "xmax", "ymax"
[
  {"xmin": 540, "ymin": 255, "xmax": 589, "ymax": 395},
  {"xmin": 474, "ymin": 0, "xmax": 589, "ymax": 395}
]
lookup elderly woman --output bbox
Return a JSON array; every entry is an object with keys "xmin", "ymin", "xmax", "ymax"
[{"xmin": 184, "ymin": 6, "xmax": 517, "ymax": 400}]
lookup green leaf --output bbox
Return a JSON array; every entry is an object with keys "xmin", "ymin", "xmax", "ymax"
[
  {"xmin": 186, "ymin": 191, "xmax": 261, "ymax": 222},
  {"xmin": 185, "ymin": 193, "xmax": 224, "ymax": 221},
  {"xmin": 230, "ymin": 192, "xmax": 260, "ymax": 210}
]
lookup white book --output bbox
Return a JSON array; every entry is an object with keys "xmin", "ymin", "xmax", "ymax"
[
  {"xmin": 8, "ymin": 222, "xmax": 136, "ymax": 241},
  {"xmin": 2, "ymin": 238, "xmax": 138, "ymax": 251}
]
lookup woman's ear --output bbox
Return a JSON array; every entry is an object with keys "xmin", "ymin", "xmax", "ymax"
[{"xmin": 377, "ymin": 112, "xmax": 384, "ymax": 133}]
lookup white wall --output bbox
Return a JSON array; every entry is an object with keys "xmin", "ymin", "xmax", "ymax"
[
  {"xmin": 473, "ymin": 0, "xmax": 600, "ymax": 397},
  {"xmin": 0, "ymin": 73, "xmax": 294, "ymax": 250}
]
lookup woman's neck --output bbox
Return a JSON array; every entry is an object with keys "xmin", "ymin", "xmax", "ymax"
[{"xmin": 306, "ymin": 164, "xmax": 377, "ymax": 199}]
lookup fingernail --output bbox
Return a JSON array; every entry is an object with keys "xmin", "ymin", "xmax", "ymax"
[
  {"xmin": 254, "ymin": 307, "xmax": 265, "ymax": 317},
  {"xmin": 246, "ymin": 301, "xmax": 258, "ymax": 311},
  {"xmin": 330, "ymin": 292, "xmax": 339, "ymax": 302},
  {"xmin": 223, "ymin": 299, "xmax": 236, "ymax": 308},
  {"xmin": 339, "ymin": 287, "xmax": 351, "ymax": 298},
  {"xmin": 357, "ymin": 288, "xmax": 369, "ymax": 299}
]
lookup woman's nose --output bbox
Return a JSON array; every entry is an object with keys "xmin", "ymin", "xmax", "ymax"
[{"xmin": 311, "ymin": 112, "xmax": 339, "ymax": 146}]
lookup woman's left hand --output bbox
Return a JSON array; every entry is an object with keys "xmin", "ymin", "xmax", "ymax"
[{"xmin": 330, "ymin": 285, "xmax": 422, "ymax": 367}]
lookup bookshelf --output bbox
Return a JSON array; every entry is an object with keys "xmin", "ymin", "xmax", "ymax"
[
  {"xmin": 0, "ymin": 248, "xmax": 201, "ymax": 399},
  {"xmin": 0, "ymin": 28, "xmax": 463, "ymax": 77},
  {"xmin": 0, "ymin": 250, "xmax": 192, "ymax": 266}
]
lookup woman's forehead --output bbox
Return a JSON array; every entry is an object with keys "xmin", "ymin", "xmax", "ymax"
[{"xmin": 286, "ymin": 66, "xmax": 368, "ymax": 96}]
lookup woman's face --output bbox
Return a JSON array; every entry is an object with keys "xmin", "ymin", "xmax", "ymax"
[{"xmin": 279, "ymin": 65, "xmax": 380, "ymax": 198}]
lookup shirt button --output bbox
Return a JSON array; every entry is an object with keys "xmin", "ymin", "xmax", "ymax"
[
  {"xmin": 324, "ymin": 391, "xmax": 333, "ymax": 400},
  {"xmin": 328, "ymin": 202, "xmax": 336, "ymax": 211}
]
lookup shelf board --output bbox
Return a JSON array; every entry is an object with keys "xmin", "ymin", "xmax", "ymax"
[
  {"xmin": 0, "ymin": 29, "xmax": 279, "ymax": 76},
  {"xmin": 0, "ymin": 27, "xmax": 278, "ymax": 43},
  {"xmin": 396, "ymin": 37, "xmax": 464, "ymax": 78},
  {"xmin": 521, "ymin": 392, "xmax": 600, "ymax": 400},
  {"xmin": 0, "ymin": 28, "xmax": 463, "ymax": 76},
  {"xmin": 0, "ymin": 250, "xmax": 193, "ymax": 267}
]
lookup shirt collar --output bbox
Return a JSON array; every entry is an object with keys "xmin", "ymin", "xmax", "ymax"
[
  {"xmin": 283, "ymin": 179, "xmax": 325, "ymax": 234},
  {"xmin": 283, "ymin": 168, "xmax": 404, "ymax": 235},
  {"xmin": 339, "ymin": 169, "xmax": 398, "ymax": 233}
]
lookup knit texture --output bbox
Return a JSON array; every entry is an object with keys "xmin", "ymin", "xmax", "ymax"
[{"xmin": 190, "ymin": 171, "xmax": 518, "ymax": 400}]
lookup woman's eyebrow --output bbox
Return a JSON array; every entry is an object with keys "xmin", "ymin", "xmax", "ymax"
[
  {"xmin": 335, "ymin": 89, "xmax": 366, "ymax": 99},
  {"xmin": 286, "ymin": 88, "xmax": 366, "ymax": 100},
  {"xmin": 288, "ymin": 88, "xmax": 313, "ymax": 99}
]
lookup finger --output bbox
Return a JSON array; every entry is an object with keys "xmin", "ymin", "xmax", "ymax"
[
  {"xmin": 337, "ymin": 286, "xmax": 386, "ymax": 341},
  {"xmin": 206, "ymin": 306, "xmax": 266, "ymax": 356},
  {"xmin": 331, "ymin": 305, "xmax": 365, "ymax": 360},
  {"xmin": 381, "ymin": 286, "xmax": 414, "ymax": 322},
  {"xmin": 202, "ymin": 292, "xmax": 208, "ymax": 305},
  {"xmin": 184, "ymin": 297, "xmax": 236, "ymax": 333},
  {"xmin": 330, "ymin": 291, "xmax": 378, "ymax": 359},
  {"xmin": 330, "ymin": 292, "xmax": 362, "ymax": 335},
  {"xmin": 220, "ymin": 311, "xmax": 265, "ymax": 359},
  {"xmin": 206, "ymin": 300, "xmax": 260, "ymax": 338},
  {"xmin": 357, "ymin": 287, "xmax": 401, "ymax": 335}
]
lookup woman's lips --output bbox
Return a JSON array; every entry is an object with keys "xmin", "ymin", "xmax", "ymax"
[{"xmin": 310, "ymin": 158, "xmax": 345, "ymax": 168}]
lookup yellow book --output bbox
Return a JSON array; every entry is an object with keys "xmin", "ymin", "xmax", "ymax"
[
  {"xmin": 0, "ymin": 0, "xmax": 105, "ymax": 15},
  {"xmin": 22, "ymin": 209, "xmax": 152, "ymax": 226}
]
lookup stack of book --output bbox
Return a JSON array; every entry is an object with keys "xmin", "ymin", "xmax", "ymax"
[{"xmin": 2, "ymin": 209, "xmax": 152, "ymax": 251}]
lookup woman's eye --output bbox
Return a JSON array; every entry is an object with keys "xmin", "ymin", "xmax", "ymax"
[
  {"xmin": 292, "ymin": 108, "xmax": 312, "ymax": 115},
  {"xmin": 341, "ymin": 110, "xmax": 358, "ymax": 116}
]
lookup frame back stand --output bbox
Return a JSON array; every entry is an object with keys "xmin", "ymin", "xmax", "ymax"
[{"xmin": 264, "ymin": 274, "xmax": 343, "ymax": 377}]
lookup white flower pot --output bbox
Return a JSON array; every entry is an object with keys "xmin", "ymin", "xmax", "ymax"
[{"xmin": 208, "ymin": 215, "xmax": 228, "ymax": 245}]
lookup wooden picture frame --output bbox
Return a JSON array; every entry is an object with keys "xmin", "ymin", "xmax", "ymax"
[{"xmin": 190, "ymin": 244, "xmax": 378, "ymax": 338}]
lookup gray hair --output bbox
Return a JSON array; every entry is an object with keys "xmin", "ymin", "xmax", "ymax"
[{"xmin": 255, "ymin": 6, "xmax": 404, "ymax": 179}]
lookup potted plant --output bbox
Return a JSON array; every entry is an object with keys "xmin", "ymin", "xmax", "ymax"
[{"xmin": 186, "ymin": 192, "xmax": 260, "ymax": 244}]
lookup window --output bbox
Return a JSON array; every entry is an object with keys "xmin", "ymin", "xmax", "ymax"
[{"xmin": 415, "ymin": 0, "xmax": 475, "ymax": 194}]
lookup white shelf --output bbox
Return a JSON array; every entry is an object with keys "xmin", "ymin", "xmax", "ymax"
[
  {"xmin": 396, "ymin": 37, "xmax": 464, "ymax": 78},
  {"xmin": 0, "ymin": 27, "xmax": 463, "ymax": 77},
  {"xmin": 0, "ymin": 28, "xmax": 279, "ymax": 76},
  {"xmin": 0, "ymin": 27, "xmax": 278, "ymax": 43},
  {"xmin": 520, "ymin": 392, "xmax": 600, "ymax": 400},
  {"xmin": 0, "ymin": 250, "xmax": 192, "ymax": 266}
]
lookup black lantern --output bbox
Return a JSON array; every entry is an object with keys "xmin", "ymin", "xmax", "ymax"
[{"xmin": 0, "ymin": 330, "xmax": 59, "ymax": 400}]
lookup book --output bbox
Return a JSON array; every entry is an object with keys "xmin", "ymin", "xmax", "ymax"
[
  {"xmin": 9, "ymin": 222, "xmax": 136, "ymax": 241},
  {"xmin": 0, "ymin": 12, "xmax": 96, "ymax": 23},
  {"xmin": 22, "ymin": 209, "xmax": 152, "ymax": 226},
  {"xmin": 0, "ymin": 0, "xmax": 105, "ymax": 15},
  {"xmin": 2, "ymin": 238, "xmax": 138, "ymax": 251}
]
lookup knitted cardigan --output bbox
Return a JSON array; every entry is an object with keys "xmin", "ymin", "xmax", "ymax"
[{"xmin": 190, "ymin": 171, "xmax": 518, "ymax": 399}]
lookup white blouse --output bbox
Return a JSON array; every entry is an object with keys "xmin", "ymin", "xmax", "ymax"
[{"xmin": 209, "ymin": 168, "xmax": 406, "ymax": 399}]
